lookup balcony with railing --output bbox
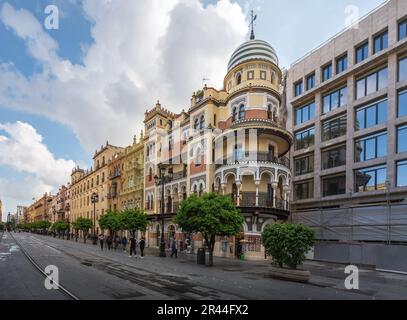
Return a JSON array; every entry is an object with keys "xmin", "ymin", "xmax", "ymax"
[
  {"xmin": 215, "ymin": 152, "xmax": 290, "ymax": 170},
  {"xmin": 230, "ymin": 192, "xmax": 289, "ymax": 211}
]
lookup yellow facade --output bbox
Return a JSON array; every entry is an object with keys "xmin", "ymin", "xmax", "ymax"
[
  {"xmin": 70, "ymin": 143, "xmax": 124, "ymax": 234},
  {"xmin": 120, "ymin": 133, "xmax": 144, "ymax": 211}
]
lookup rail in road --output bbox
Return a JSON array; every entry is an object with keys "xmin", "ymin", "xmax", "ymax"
[
  {"xmin": 8, "ymin": 232, "xmax": 80, "ymax": 301},
  {"xmin": 20, "ymin": 233, "xmax": 245, "ymax": 300}
]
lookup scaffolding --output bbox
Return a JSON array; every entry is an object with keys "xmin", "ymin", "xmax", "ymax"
[{"xmin": 292, "ymin": 203, "xmax": 407, "ymax": 243}]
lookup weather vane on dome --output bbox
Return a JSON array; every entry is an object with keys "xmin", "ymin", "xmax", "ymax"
[{"xmin": 249, "ymin": 9, "xmax": 257, "ymax": 40}]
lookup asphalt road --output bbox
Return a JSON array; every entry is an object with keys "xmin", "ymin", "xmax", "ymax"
[{"xmin": 1, "ymin": 232, "xmax": 407, "ymax": 300}]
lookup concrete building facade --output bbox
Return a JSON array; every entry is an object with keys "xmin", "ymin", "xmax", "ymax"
[{"xmin": 286, "ymin": 0, "xmax": 407, "ymax": 256}]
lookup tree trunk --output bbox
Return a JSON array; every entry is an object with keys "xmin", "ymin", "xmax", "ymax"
[
  {"xmin": 84, "ymin": 232, "xmax": 87, "ymax": 243},
  {"xmin": 207, "ymin": 236, "xmax": 216, "ymax": 267}
]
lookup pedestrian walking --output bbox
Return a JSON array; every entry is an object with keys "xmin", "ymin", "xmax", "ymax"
[
  {"xmin": 138, "ymin": 237, "xmax": 146, "ymax": 258},
  {"xmin": 99, "ymin": 234, "xmax": 105, "ymax": 251},
  {"xmin": 122, "ymin": 236, "xmax": 128, "ymax": 252},
  {"xmin": 106, "ymin": 235, "xmax": 113, "ymax": 250},
  {"xmin": 114, "ymin": 235, "xmax": 120, "ymax": 251},
  {"xmin": 171, "ymin": 240, "xmax": 178, "ymax": 258},
  {"xmin": 129, "ymin": 235, "xmax": 137, "ymax": 258}
]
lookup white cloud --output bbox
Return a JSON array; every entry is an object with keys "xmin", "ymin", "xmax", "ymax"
[
  {"xmin": 0, "ymin": 121, "xmax": 75, "ymax": 199},
  {"xmin": 0, "ymin": 0, "xmax": 248, "ymax": 152}
]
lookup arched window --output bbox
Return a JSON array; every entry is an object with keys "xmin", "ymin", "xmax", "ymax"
[
  {"xmin": 148, "ymin": 167, "xmax": 153, "ymax": 181},
  {"xmin": 146, "ymin": 195, "xmax": 150, "ymax": 210},
  {"xmin": 239, "ymin": 105, "xmax": 245, "ymax": 120},
  {"xmin": 195, "ymin": 147, "xmax": 202, "ymax": 166},
  {"xmin": 267, "ymin": 104, "xmax": 272, "ymax": 119},
  {"xmin": 199, "ymin": 115, "xmax": 205, "ymax": 130},
  {"xmin": 194, "ymin": 118, "xmax": 199, "ymax": 130},
  {"xmin": 193, "ymin": 185, "xmax": 198, "ymax": 195},
  {"xmin": 232, "ymin": 107, "xmax": 237, "ymax": 122},
  {"xmin": 199, "ymin": 184, "xmax": 204, "ymax": 197},
  {"xmin": 147, "ymin": 146, "xmax": 150, "ymax": 157},
  {"xmin": 236, "ymin": 73, "xmax": 242, "ymax": 85}
]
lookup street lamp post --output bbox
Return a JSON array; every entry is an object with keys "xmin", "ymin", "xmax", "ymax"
[
  {"xmin": 91, "ymin": 192, "xmax": 99, "ymax": 245},
  {"xmin": 154, "ymin": 163, "xmax": 173, "ymax": 258}
]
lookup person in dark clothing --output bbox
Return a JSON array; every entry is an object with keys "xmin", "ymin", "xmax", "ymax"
[
  {"xmin": 171, "ymin": 240, "xmax": 178, "ymax": 258},
  {"xmin": 122, "ymin": 236, "xmax": 128, "ymax": 252},
  {"xmin": 106, "ymin": 235, "xmax": 113, "ymax": 250},
  {"xmin": 99, "ymin": 234, "xmax": 104, "ymax": 251},
  {"xmin": 114, "ymin": 236, "xmax": 120, "ymax": 250},
  {"xmin": 138, "ymin": 237, "xmax": 146, "ymax": 258},
  {"xmin": 129, "ymin": 236, "xmax": 137, "ymax": 257}
]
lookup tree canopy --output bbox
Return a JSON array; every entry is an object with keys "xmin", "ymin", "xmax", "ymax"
[
  {"xmin": 72, "ymin": 217, "xmax": 92, "ymax": 243},
  {"xmin": 174, "ymin": 193, "xmax": 244, "ymax": 266},
  {"xmin": 120, "ymin": 208, "xmax": 148, "ymax": 237},
  {"xmin": 98, "ymin": 209, "xmax": 122, "ymax": 236}
]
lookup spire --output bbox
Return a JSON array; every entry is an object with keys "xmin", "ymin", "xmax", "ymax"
[{"xmin": 249, "ymin": 9, "xmax": 257, "ymax": 40}]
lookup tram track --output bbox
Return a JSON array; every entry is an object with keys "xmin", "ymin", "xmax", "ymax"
[
  {"xmin": 8, "ymin": 232, "xmax": 80, "ymax": 301},
  {"xmin": 22, "ymin": 233, "xmax": 246, "ymax": 300}
]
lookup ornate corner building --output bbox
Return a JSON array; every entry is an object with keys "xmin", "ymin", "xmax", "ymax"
[{"xmin": 143, "ymin": 38, "xmax": 293, "ymax": 260}]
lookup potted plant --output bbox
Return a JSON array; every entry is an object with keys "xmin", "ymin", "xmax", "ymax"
[{"xmin": 262, "ymin": 223, "xmax": 315, "ymax": 283}]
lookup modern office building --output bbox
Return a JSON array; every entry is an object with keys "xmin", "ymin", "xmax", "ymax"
[{"xmin": 287, "ymin": 0, "xmax": 407, "ymax": 270}]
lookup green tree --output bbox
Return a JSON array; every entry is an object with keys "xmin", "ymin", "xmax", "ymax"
[
  {"xmin": 0, "ymin": 222, "xmax": 4, "ymax": 231},
  {"xmin": 120, "ymin": 208, "xmax": 148, "ymax": 237},
  {"xmin": 98, "ymin": 209, "xmax": 122, "ymax": 237},
  {"xmin": 262, "ymin": 223, "xmax": 315, "ymax": 269},
  {"xmin": 174, "ymin": 193, "xmax": 244, "ymax": 266},
  {"xmin": 52, "ymin": 221, "xmax": 69, "ymax": 238},
  {"xmin": 72, "ymin": 217, "xmax": 92, "ymax": 243}
]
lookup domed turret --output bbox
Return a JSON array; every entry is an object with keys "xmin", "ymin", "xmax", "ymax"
[{"xmin": 227, "ymin": 39, "xmax": 279, "ymax": 72}]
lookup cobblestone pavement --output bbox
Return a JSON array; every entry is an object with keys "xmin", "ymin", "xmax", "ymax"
[{"xmin": 1, "ymin": 232, "xmax": 407, "ymax": 300}]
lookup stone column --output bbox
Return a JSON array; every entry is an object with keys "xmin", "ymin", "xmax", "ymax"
[
  {"xmin": 255, "ymin": 181, "xmax": 260, "ymax": 207},
  {"xmin": 221, "ymin": 183, "xmax": 226, "ymax": 196},
  {"xmin": 272, "ymin": 182, "xmax": 278, "ymax": 208},
  {"xmin": 236, "ymin": 181, "xmax": 241, "ymax": 206}
]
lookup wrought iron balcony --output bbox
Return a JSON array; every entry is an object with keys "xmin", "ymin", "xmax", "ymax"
[
  {"xmin": 215, "ymin": 152, "xmax": 290, "ymax": 169},
  {"xmin": 229, "ymin": 192, "xmax": 288, "ymax": 211}
]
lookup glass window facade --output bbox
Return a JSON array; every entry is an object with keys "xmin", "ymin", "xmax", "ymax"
[
  {"xmin": 294, "ymin": 81, "xmax": 303, "ymax": 97},
  {"xmin": 321, "ymin": 145, "xmax": 346, "ymax": 170},
  {"xmin": 373, "ymin": 31, "xmax": 388, "ymax": 54},
  {"xmin": 294, "ymin": 180, "xmax": 314, "ymax": 200},
  {"xmin": 355, "ymin": 100, "xmax": 387, "ymax": 130},
  {"xmin": 322, "ymin": 174, "xmax": 346, "ymax": 197},
  {"xmin": 355, "ymin": 165, "xmax": 387, "ymax": 192},
  {"xmin": 295, "ymin": 101, "xmax": 315, "ymax": 125},
  {"xmin": 295, "ymin": 154, "xmax": 314, "ymax": 176},
  {"xmin": 399, "ymin": 19, "xmax": 407, "ymax": 41},
  {"xmin": 295, "ymin": 127, "xmax": 315, "ymax": 151},
  {"xmin": 399, "ymin": 57, "xmax": 407, "ymax": 82},
  {"xmin": 322, "ymin": 115, "xmax": 347, "ymax": 141},
  {"xmin": 397, "ymin": 160, "xmax": 407, "ymax": 187},
  {"xmin": 356, "ymin": 67, "xmax": 388, "ymax": 99},
  {"xmin": 398, "ymin": 90, "xmax": 407, "ymax": 117},
  {"xmin": 356, "ymin": 42, "xmax": 369, "ymax": 63},
  {"xmin": 306, "ymin": 74, "xmax": 315, "ymax": 91},
  {"xmin": 322, "ymin": 64, "xmax": 332, "ymax": 82},
  {"xmin": 398, "ymin": 125, "xmax": 407, "ymax": 154},
  {"xmin": 336, "ymin": 55, "xmax": 348, "ymax": 74},
  {"xmin": 322, "ymin": 86, "xmax": 347, "ymax": 114},
  {"xmin": 355, "ymin": 132, "xmax": 387, "ymax": 162}
]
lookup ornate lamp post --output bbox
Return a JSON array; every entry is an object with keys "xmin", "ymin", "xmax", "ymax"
[
  {"xmin": 154, "ymin": 163, "xmax": 173, "ymax": 258},
  {"xmin": 91, "ymin": 192, "xmax": 99, "ymax": 245}
]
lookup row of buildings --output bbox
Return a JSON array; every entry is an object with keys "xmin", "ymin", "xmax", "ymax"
[{"xmin": 20, "ymin": 0, "xmax": 407, "ymax": 265}]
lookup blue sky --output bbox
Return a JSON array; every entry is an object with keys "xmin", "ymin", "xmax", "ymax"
[{"xmin": 0, "ymin": 0, "xmax": 386, "ymax": 220}]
